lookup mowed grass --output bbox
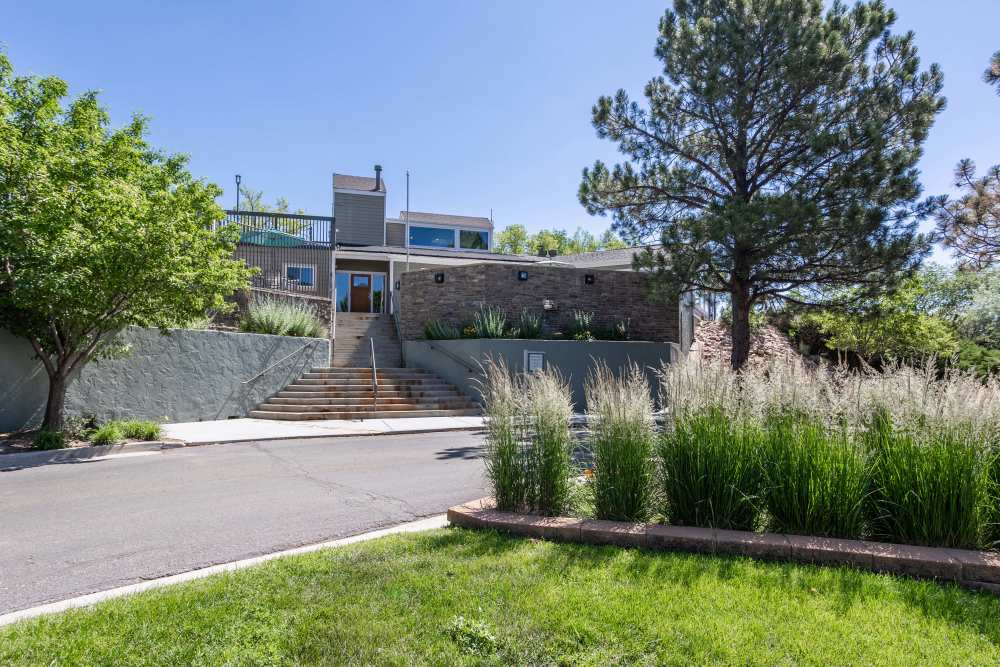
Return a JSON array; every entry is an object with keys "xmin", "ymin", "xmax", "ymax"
[{"xmin": 4, "ymin": 529, "xmax": 1000, "ymax": 666}]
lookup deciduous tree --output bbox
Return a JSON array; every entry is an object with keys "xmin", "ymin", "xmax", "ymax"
[
  {"xmin": 0, "ymin": 54, "xmax": 253, "ymax": 431},
  {"xmin": 580, "ymin": 0, "xmax": 942, "ymax": 368}
]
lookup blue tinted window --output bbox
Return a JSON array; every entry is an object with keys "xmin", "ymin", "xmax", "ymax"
[
  {"xmin": 286, "ymin": 265, "xmax": 315, "ymax": 286},
  {"xmin": 335, "ymin": 273, "xmax": 350, "ymax": 311},
  {"xmin": 409, "ymin": 226, "xmax": 455, "ymax": 248},
  {"xmin": 460, "ymin": 230, "xmax": 489, "ymax": 250}
]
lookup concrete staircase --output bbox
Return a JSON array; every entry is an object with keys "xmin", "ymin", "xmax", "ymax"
[
  {"xmin": 249, "ymin": 367, "xmax": 481, "ymax": 420},
  {"xmin": 332, "ymin": 313, "xmax": 402, "ymax": 368}
]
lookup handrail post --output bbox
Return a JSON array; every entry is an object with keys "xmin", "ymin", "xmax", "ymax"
[{"xmin": 370, "ymin": 337, "xmax": 378, "ymax": 408}]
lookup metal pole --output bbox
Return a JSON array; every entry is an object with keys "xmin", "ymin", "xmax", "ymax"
[
  {"xmin": 235, "ymin": 174, "xmax": 241, "ymax": 212},
  {"xmin": 405, "ymin": 170, "xmax": 410, "ymax": 273},
  {"xmin": 329, "ymin": 176, "xmax": 337, "ymax": 367}
]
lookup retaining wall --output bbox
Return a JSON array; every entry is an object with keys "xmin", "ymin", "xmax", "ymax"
[
  {"xmin": 0, "ymin": 327, "xmax": 329, "ymax": 430},
  {"xmin": 403, "ymin": 338, "xmax": 673, "ymax": 410}
]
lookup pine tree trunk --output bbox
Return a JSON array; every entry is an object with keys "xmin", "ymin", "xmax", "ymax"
[
  {"xmin": 730, "ymin": 284, "xmax": 752, "ymax": 371},
  {"xmin": 42, "ymin": 372, "xmax": 67, "ymax": 432}
]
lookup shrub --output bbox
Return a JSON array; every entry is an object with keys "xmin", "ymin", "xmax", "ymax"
[
  {"xmin": 240, "ymin": 296, "xmax": 326, "ymax": 338},
  {"xmin": 658, "ymin": 409, "xmax": 763, "ymax": 530},
  {"xmin": 423, "ymin": 319, "xmax": 460, "ymax": 340},
  {"xmin": 472, "ymin": 305, "xmax": 507, "ymax": 339},
  {"xmin": 33, "ymin": 429, "xmax": 66, "ymax": 451},
  {"xmin": 761, "ymin": 414, "xmax": 869, "ymax": 539},
  {"xmin": 478, "ymin": 357, "xmax": 574, "ymax": 515},
  {"xmin": 119, "ymin": 420, "xmax": 162, "ymax": 441},
  {"xmin": 585, "ymin": 364, "xmax": 656, "ymax": 521},
  {"xmin": 866, "ymin": 411, "xmax": 990, "ymax": 549},
  {"xmin": 568, "ymin": 310, "xmax": 594, "ymax": 341},
  {"xmin": 511, "ymin": 309, "xmax": 542, "ymax": 339},
  {"xmin": 90, "ymin": 423, "xmax": 123, "ymax": 446},
  {"xmin": 444, "ymin": 615, "xmax": 499, "ymax": 657},
  {"xmin": 63, "ymin": 415, "xmax": 97, "ymax": 441}
]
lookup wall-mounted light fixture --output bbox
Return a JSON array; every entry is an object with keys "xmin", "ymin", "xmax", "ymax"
[
  {"xmin": 542, "ymin": 299, "xmax": 556, "ymax": 311},
  {"xmin": 517, "ymin": 270, "xmax": 529, "ymax": 281},
  {"xmin": 584, "ymin": 274, "xmax": 595, "ymax": 285},
  {"xmin": 434, "ymin": 273, "xmax": 445, "ymax": 284},
  {"xmin": 394, "ymin": 280, "xmax": 401, "ymax": 290}
]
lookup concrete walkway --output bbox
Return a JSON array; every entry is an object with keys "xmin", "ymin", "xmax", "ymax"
[{"xmin": 162, "ymin": 415, "xmax": 486, "ymax": 444}]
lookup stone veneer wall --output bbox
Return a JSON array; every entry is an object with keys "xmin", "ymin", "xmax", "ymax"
[{"xmin": 399, "ymin": 263, "xmax": 679, "ymax": 343}]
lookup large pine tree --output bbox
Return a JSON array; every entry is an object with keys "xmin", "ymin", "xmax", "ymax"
[{"xmin": 579, "ymin": 0, "xmax": 943, "ymax": 368}]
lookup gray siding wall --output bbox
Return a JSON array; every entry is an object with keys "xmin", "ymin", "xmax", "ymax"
[
  {"xmin": 386, "ymin": 222, "xmax": 406, "ymax": 247},
  {"xmin": 0, "ymin": 327, "xmax": 329, "ymax": 430},
  {"xmin": 334, "ymin": 192, "xmax": 386, "ymax": 246},
  {"xmin": 403, "ymin": 339, "xmax": 672, "ymax": 410}
]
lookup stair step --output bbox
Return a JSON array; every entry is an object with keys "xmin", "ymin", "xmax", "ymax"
[
  {"xmin": 257, "ymin": 402, "xmax": 479, "ymax": 413},
  {"xmin": 248, "ymin": 408, "xmax": 482, "ymax": 421}
]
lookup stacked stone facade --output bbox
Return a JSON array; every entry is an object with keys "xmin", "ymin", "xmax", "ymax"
[{"xmin": 398, "ymin": 263, "xmax": 679, "ymax": 343}]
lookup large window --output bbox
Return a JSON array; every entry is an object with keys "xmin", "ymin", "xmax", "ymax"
[
  {"xmin": 408, "ymin": 225, "xmax": 491, "ymax": 251},
  {"xmin": 460, "ymin": 229, "xmax": 489, "ymax": 250},
  {"xmin": 285, "ymin": 264, "xmax": 315, "ymax": 288},
  {"xmin": 409, "ymin": 226, "xmax": 455, "ymax": 249}
]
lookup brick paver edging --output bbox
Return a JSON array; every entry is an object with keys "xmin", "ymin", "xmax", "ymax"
[{"xmin": 447, "ymin": 499, "xmax": 1000, "ymax": 593}]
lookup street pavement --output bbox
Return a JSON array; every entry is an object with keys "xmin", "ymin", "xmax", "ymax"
[{"xmin": 0, "ymin": 431, "xmax": 486, "ymax": 614}]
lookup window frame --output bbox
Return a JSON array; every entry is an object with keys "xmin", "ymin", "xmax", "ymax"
[
  {"xmin": 283, "ymin": 263, "xmax": 317, "ymax": 290},
  {"xmin": 407, "ymin": 223, "xmax": 491, "ymax": 252}
]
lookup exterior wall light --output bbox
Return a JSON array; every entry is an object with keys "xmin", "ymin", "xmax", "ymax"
[
  {"xmin": 517, "ymin": 270, "xmax": 529, "ymax": 281},
  {"xmin": 434, "ymin": 273, "xmax": 445, "ymax": 284},
  {"xmin": 584, "ymin": 274, "xmax": 595, "ymax": 285},
  {"xmin": 394, "ymin": 280, "xmax": 401, "ymax": 290}
]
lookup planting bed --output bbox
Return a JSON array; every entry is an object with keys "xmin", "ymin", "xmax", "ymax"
[{"xmin": 449, "ymin": 498, "xmax": 1000, "ymax": 593}]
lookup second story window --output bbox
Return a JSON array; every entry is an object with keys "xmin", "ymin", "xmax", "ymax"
[
  {"xmin": 460, "ymin": 230, "xmax": 489, "ymax": 250},
  {"xmin": 409, "ymin": 226, "xmax": 456, "ymax": 249}
]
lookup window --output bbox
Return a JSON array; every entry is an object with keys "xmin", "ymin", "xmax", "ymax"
[
  {"xmin": 460, "ymin": 229, "xmax": 489, "ymax": 250},
  {"xmin": 285, "ymin": 264, "xmax": 315, "ymax": 288},
  {"xmin": 372, "ymin": 275, "xmax": 385, "ymax": 312},
  {"xmin": 335, "ymin": 273, "xmax": 349, "ymax": 312},
  {"xmin": 409, "ymin": 226, "xmax": 455, "ymax": 248}
]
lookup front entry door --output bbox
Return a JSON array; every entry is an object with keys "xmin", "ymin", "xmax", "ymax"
[{"xmin": 349, "ymin": 274, "xmax": 371, "ymax": 312}]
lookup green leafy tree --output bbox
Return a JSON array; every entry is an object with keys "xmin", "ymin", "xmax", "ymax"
[
  {"xmin": 494, "ymin": 224, "xmax": 530, "ymax": 254},
  {"xmin": 0, "ymin": 54, "xmax": 253, "ymax": 431},
  {"xmin": 531, "ymin": 229, "xmax": 571, "ymax": 256},
  {"xmin": 599, "ymin": 229, "xmax": 628, "ymax": 251},
  {"xmin": 794, "ymin": 279, "xmax": 958, "ymax": 361},
  {"xmin": 580, "ymin": 0, "xmax": 942, "ymax": 369}
]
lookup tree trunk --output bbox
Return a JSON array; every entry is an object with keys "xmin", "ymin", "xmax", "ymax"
[
  {"xmin": 42, "ymin": 371, "xmax": 68, "ymax": 432},
  {"xmin": 730, "ymin": 284, "xmax": 752, "ymax": 370}
]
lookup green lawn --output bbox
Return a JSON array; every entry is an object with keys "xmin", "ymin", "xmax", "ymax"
[{"xmin": 4, "ymin": 528, "xmax": 1000, "ymax": 666}]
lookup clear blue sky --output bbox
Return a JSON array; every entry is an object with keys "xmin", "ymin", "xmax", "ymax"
[{"xmin": 5, "ymin": 1, "xmax": 998, "ymax": 259}]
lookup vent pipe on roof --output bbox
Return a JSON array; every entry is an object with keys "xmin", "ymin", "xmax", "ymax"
[{"xmin": 374, "ymin": 164, "xmax": 382, "ymax": 191}]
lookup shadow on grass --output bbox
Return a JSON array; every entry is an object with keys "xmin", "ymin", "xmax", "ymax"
[{"xmin": 429, "ymin": 526, "xmax": 1000, "ymax": 649}]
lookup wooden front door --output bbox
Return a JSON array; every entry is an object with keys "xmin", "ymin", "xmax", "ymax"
[{"xmin": 349, "ymin": 274, "xmax": 371, "ymax": 312}]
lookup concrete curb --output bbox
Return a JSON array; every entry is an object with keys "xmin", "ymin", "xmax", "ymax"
[
  {"xmin": 448, "ymin": 499, "xmax": 1000, "ymax": 593},
  {"xmin": 182, "ymin": 425, "xmax": 486, "ymax": 447},
  {"xmin": 0, "ymin": 514, "xmax": 449, "ymax": 627},
  {"xmin": 0, "ymin": 440, "xmax": 185, "ymax": 471}
]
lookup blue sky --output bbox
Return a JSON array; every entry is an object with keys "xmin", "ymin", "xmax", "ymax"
[{"xmin": 5, "ymin": 1, "xmax": 999, "ymax": 260}]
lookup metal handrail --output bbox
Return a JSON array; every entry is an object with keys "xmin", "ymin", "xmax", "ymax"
[
  {"xmin": 427, "ymin": 340, "xmax": 477, "ymax": 373},
  {"xmin": 370, "ymin": 337, "xmax": 378, "ymax": 405},
  {"xmin": 241, "ymin": 341, "xmax": 316, "ymax": 384}
]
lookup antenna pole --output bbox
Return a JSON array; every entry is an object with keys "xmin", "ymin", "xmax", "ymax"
[
  {"xmin": 235, "ymin": 174, "xmax": 241, "ymax": 212},
  {"xmin": 405, "ymin": 170, "xmax": 411, "ymax": 273}
]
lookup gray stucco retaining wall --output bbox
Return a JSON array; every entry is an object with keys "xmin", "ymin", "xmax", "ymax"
[
  {"xmin": 403, "ymin": 339, "xmax": 673, "ymax": 411},
  {"xmin": 0, "ymin": 327, "xmax": 329, "ymax": 430}
]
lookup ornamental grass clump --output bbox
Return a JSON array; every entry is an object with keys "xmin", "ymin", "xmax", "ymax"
[
  {"xmin": 761, "ymin": 413, "xmax": 869, "ymax": 539},
  {"xmin": 585, "ymin": 364, "xmax": 656, "ymax": 521},
  {"xmin": 478, "ymin": 358, "xmax": 574, "ymax": 516},
  {"xmin": 866, "ymin": 410, "xmax": 991, "ymax": 549},
  {"xmin": 240, "ymin": 296, "xmax": 326, "ymax": 338},
  {"xmin": 472, "ymin": 305, "xmax": 507, "ymax": 339},
  {"xmin": 657, "ymin": 409, "xmax": 764, "ymax": 530}
]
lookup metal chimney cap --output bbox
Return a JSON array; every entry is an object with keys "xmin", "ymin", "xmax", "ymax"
[{"xmin": 374, "ymin": 164, "xmax": 383, "ymax": 172}]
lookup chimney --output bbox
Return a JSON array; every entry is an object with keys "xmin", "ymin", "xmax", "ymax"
[{"xmin": 374, "ymin": 164, "xmax": 382, "ymax": 191}]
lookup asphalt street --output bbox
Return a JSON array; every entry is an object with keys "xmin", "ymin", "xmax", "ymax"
[{"xmin": 0, "ymin": 431, "xmax": 486, "ymax": 614}]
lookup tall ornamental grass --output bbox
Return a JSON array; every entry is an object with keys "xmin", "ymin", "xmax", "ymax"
[
  {"xmin": 478, "ymin": 358, "xmax": 573, "ymax": 516},
  {"xmin": 240, "ymin": 296, "xmax": 327, "ymax": 338},
  {"xmin": 761, "ymin": 414, "xmax": 868, "ymax": 539},
  {"xmin": 658, "ymin": 409, "xmax": 763, "ymax": 530},
  {"xmin": 585, "ymin": 364, "xmax": 656, "ymax": 522}
]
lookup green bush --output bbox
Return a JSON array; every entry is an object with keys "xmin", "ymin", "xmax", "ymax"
[
  {"xmin": 568, "ymin": 310, "xmax": 594, "ymax": 341},
  {"xmin": 866, "ymin": 411, "xmax": 990, "ymax": 549},
  {"xmin": 585, "ymin": 364, "xmax": 655, "ymax": 521},
  {"xmin": 511, "ymin": 309, "xmax": 542, "ymax": 339},
  {"xmin": 478, "ymin": 358, "xmax": 574, "ymax": 516},
  {"xmin": 472, "ymin": 305, "xmax": 507, "ymax": 339},
  {"xmin": 423, "ymin": 319, "xmax": 460, "ymax": 340},
  {"xmin": 761, "ymin": 414, "xmax": 869, "ymax": 539},
  {"xmin": 90, "ymin": 423, "xmax": 123, "ymax": 446},
  {"xmin": 119, "ymin": 420, "xmax": 162, "ymax": 441},
  {"xmin": 33, "ymin": 429, "xmax": 66, "ymax": 451},
  {"xmin": 658, "ymin": 409, "xmax": 763, "ymax": 530},
  {"xmin": 240, "ymin": 296, "xmax": 326, "ymax": 338}
]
